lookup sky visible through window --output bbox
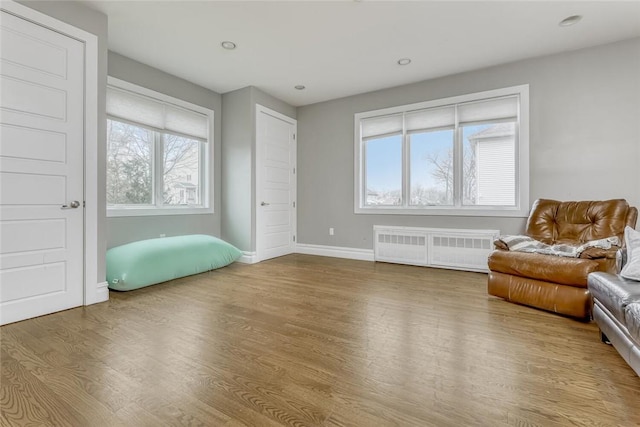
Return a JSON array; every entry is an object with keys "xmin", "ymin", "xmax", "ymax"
[
  {"xmin": 366, "ymin": 124, "xmax": 489, "ymax": 206},
  {"xmin": 366, "ymin": 135, "xmax": 402, "ymax": 192}
]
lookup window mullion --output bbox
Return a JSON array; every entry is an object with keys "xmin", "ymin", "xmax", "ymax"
[
  {"xmin": 514, "ymin": 112, "xmax": 521, "ymax": 209},
  {"xmin": 402, "ymin": 114, "xmax": 409, "ymax": 207},
  {"xmin": 200, "ymin": 141, "xmax": 207, "ymax": 206},
  {"xmin": 361, "ymin": 141, "xmax": 367, "ymax": 207},
  {"xmin": 155, "ymin": 132, "xmax": 164, "ymax": 207},
  {"xmin": 198, "ymin": 142, "xmax": 203, "ymax": 206},
  {"xmin": 453, "ymin": 106, "xmax": 463, "ymax": 208}
]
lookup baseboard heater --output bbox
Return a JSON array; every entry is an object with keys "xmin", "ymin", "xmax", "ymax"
[{"xmin": 373, "ymin": 225, "xmax": 499, "ymax": 273}]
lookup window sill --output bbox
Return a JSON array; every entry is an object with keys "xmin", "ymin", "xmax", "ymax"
[
  {"xmin": 107, "ymin": 206, "xmax": 214, "ymax": 217},
  {"xmin": 354, "ymin": 206, "xmax": 529, "ymax": 217}
]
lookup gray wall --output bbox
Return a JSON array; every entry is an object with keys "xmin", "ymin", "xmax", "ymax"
[
  {"xmin": 221, "ymin": 87, "xmax": 253, "ymax": 251},
  {"xmin": 106, "ymin": 52, "xmax": 223, "ymax": 248},
  {"xmin": 222, "ymin": 86, "xmax": 296, "ymax": 252},
  {"xmin": 18, "ymin": 1, "xmax": 109, "ymax": 283},
  {"xmin": 297, "ymin": 38, "xmax": 640, "ymax": 250}
]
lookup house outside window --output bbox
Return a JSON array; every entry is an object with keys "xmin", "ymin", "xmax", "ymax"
[
  {"xmin": 354, "ymin": 85, "xmax": 529, "ymax": 217},
  {"xmin": 106, "ymin": 77, "xmax": 214, "ymax": 216}
]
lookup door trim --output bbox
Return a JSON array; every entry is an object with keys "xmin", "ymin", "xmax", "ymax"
[
  {"xmin": 255, "ymin": 104, "xmax": 297, "ymax": 262},
  {"xmin": 2, "ymin": 1, "xmax": 105, "ymax": 305}
]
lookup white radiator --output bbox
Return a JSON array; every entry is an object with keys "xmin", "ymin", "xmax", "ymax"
[{"xmin": 374, "ymin": 226, "xmax": 499, "ymax": 272}]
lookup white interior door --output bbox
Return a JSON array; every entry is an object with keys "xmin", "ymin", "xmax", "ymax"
[
  {"xmin": 0, "ymin": 10, "xmax": 85, "ymax": 325},
  {"xmin": 256, "ymin": 105, "xmax": 296, "ymax": 262}
]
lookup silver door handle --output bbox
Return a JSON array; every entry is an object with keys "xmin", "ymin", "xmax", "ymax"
[
  {"xmin": 61, "ymin": 200, "xmax": 80, "ymax": 209},
  {"xmin": 261, "ymin": 202, "xmax": 270, "ymax": 206}
]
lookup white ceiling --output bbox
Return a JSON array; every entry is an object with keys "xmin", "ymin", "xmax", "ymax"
[{"xmin": 80, "ymin": 1, "xmax": 640, "ymax": 107}]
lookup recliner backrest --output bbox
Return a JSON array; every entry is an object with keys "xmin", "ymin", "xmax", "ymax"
[{"xmin": 526, "ymin": 199, "xmax": 637, "ymax": 244}]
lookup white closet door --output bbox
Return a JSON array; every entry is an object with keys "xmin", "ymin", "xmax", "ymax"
[
  {"xmin": 256, "ymin": 105, "xmax": 297, "ymax": 262},
  {"xmin": 0, "ymin": 10, "xmax": 85, "ymax": 325}
]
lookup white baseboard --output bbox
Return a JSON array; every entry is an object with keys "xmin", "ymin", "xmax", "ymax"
[
  {"xmin": 87, "ymin": 281, "xmax": 109, "ymax": 305},
  {"xmin": 296, "ymin": 243, "xmax": 374, "ymax": 261},
  {"xmin": 237, "ymin": 251, "xmax": 259, "ymax": 264}
]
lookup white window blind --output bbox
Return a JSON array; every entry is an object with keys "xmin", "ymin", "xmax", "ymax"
[
  {"xmin": 107, "ymin": 86, "xmax": 209, "ymax": 141},
  {"xmin": 362, "ymin": 98, "xmax": 515, "ymax": 138},
  {"xmin": 405, "ymin": 106, "xmax": 455, "ymax": 133},
  {"xmin": 474, "ymin": 136, "xmax": 515, "ymax": 206},
  {"xmin": 361, "ymin": 114, "xmax": 403, "ymax": 139},
  {"xmin": 457, "ymin": 96, "xmax": 518, "ymax": 124}
]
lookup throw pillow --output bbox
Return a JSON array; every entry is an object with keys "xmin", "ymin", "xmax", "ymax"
[{"xmin": 621, "ymin": 226, "xmax": 640, "ymax": 281}]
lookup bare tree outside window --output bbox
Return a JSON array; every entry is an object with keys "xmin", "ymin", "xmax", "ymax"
[
  {"xmin": 107, "ymin": 120, "xmax": 202, "ymax": 207},
  {"xmin": 374, "ymin": 126, "xmax": 509, "ymax": 207},
  {"xmin": 409, "ymin": 129, "xmax": 454, "ymax": 206},
  {"xmin": 106, "ymin": 120, "xmax": 153, "ymax": 205},
  {"xmin": 424, "ymin": 146, "xmax": 476, "ymax": 205}
]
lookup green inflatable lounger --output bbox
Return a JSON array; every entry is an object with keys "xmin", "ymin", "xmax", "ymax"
[{"xmin": 107, "ymin": 234, "xmax": 242, "ymax": 291}]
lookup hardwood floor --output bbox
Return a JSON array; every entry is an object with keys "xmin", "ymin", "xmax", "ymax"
[{"xmin": 1, "ymin": 254, "xmax": 639, "ymax": 426}]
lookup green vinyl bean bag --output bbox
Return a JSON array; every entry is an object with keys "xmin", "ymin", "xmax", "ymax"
[{"xmin": 106, "ymin": 234, "xmax": 242, "ymax": 291}]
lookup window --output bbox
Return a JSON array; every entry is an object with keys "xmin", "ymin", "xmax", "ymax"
[
  {"xmin": 355, "ymin": 85, "xmax": 529, "ymax": 216},
  {"xmin": 106, "ymin": 77, "xmax": 213, "ymax": 216}
]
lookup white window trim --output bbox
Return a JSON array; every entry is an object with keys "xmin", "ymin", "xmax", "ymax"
[
  {"xmin": 354, "ymin": 85, "xmax": 529, "ymax": 217},
  {"xmin": 106, "ymin": 77, "xmax": 214, "ymax": 217}
]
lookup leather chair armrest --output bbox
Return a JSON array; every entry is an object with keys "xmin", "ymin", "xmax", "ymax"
[
  {"xmin": 579, "ymin": 247, "xmax": 619, "ymax": 260},
  {"xmin": 493, "ymin": 239, "xmax": 508, "ymax": 251}
]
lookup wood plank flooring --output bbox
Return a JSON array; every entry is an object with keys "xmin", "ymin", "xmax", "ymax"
[{"xmin": 1, "ymin": 254, "xmax": 639, "ymax": 426}]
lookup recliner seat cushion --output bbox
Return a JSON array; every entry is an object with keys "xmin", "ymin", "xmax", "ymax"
[
  {"xmin": 488, "ymin": 250, "xmax": 599, "ymax": 287},
  {"xmin": 588, "ymin": 272, "xmax": 640, "ymax": 323},
  {"xmin": 488, "ymin": 272, "xmax": 591, "ymax": 318}
]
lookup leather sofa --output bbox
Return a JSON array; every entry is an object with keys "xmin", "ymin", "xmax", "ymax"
[
  {"xmin": 588, "ymin": 250, "xmax": 640, "ymax": 376},
  {"xmin": 488, "ymin": 199, "xmax": 638, "ymax": 319}
]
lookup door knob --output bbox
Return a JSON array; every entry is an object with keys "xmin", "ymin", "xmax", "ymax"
[
  {"xmin": 261, "ymin": 201, "xmax": 270, "ymax": 206},
  {"xmin": 61, "ymin": 200, "xmax": 81, "ymax": 209}
]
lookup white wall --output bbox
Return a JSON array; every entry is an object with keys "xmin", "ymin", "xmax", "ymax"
[
  {"xmin": 296, "ymin": 38, "xmax": 640, "ymax": 250},
  {"xmin": 221, "ymin": 87, "xmax": 253, "ymax": 251}
]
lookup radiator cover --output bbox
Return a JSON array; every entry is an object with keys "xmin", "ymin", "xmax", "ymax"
[{"xmin": 374, "ymin": 226, "xmax": 499, "ymax": 272}]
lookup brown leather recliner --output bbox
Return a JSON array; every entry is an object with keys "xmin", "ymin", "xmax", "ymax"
[{"xmin": 488, "ymin": 199, "xmax": 638, "ymax": 319}]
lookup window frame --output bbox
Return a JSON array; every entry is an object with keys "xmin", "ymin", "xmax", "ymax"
[
  {"xmin": 106, "ymin": 77, "xmax": 214, "ymax": 217},
  {"xmin": 354, "ymin": 85, "xmax": 529, "ymax": 217}
]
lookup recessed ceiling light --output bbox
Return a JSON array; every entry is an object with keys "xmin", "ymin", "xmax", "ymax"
[
  {"xmin": 397, "ymin": 58, "xmax": 411, "ymax": 66},
  {"xmin": 559, "ymin": 15, "xmax": 582, "ymax": 27},
  {"xmin": 294, "ymin": 85, "xmax": 306, "ymax": 90},
  {"xmin": 221, "ymin": 41, "xmax": 236, "ymax": 50}
]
